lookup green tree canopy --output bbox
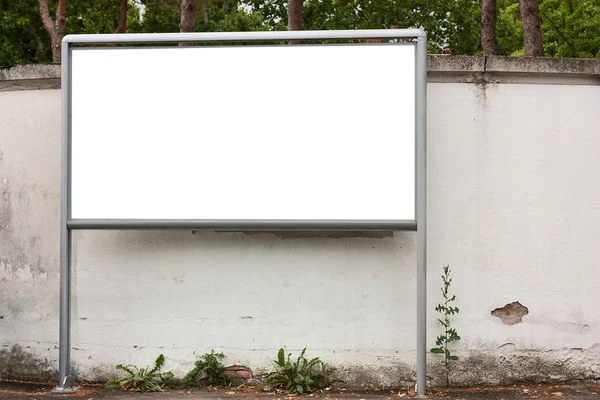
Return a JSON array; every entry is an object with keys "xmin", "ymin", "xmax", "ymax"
[
  {"xmin": 496, "ymin": 0, "xmax": 600, "ymax": 56},
  {"xmin": 1, "ymin": 0, "xmax": 50, "ymax": 65},
  {"xmin": 1, "ymin": 0, "xmax": 600, "ymax": 66},
  {"xmin": 140, "ymin": 0, "xmax": 267, "ymax": 33},
  {"xmin": 0, "ymin": 0, "xmax": 141, "ymax": 65}
]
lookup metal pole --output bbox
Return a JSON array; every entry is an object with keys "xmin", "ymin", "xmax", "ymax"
[
  {"xmin": 55, "ymin": 230, "xmax": 73, "ymax": 391},
  {"xmin": 53, "ymin": 39, "xmax": 76, "ymax": 393},
  {"xmin": 415, "ymin": 33, "xmax": 428, "ymax": 397},
  {"xmin": 67, "ymin": 219, "xmax": 417, "ymax": 231}
]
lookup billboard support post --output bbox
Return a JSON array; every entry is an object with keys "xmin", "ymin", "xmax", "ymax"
[
  {"xmin": 53, "ymin": 40, "xmax": 77, "ymax": 394},
  {"xmin": 415, "ymin": 32, "xmax": 428, "ymax": 398}
]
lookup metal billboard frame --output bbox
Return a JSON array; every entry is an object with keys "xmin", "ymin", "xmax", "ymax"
[{"xmin": 57, "ymin": 29, "xmax": 428, "ymax": 396}]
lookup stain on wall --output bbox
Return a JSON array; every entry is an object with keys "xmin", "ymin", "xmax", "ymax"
[
  {"xmin": 429, "ymin": 348, "xmax": 600, "ymax": 387},
  {"xmin": 0, "ymin": 345, "xmax": 57, "ymax": 381}
]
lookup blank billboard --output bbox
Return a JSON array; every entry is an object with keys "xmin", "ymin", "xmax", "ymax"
[{"xmin": 70, "ymin": 44, "xmax": 416, "ymax": 221}]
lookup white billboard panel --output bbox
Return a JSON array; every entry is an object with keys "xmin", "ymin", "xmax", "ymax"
[{"xmin": 70, "ymin": 44, "xmax": 415, "ymax": 221}]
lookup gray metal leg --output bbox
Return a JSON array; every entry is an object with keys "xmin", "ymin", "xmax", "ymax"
[
  {"xmin": 53, "ymin": 228, "xmax": 77, "ymax": 393},
  {"xmin": 415, "ymin": 33, "xmax": 428, "ymax": 397},
  {"xmin": 54, "ymin": 39, "xmax": 77, "ymax": 394}
]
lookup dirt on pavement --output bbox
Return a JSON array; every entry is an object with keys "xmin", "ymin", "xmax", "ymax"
[{"xmin": 0, "ymin": 380, "xmax": 599, "ymax": 400}]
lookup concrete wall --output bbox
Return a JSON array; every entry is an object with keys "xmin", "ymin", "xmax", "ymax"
[{"xmin": 1, "ymin": 56, "xmax": 599, "ymax": 387}]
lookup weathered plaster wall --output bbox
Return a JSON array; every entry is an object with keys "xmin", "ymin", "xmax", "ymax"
[
  {"xmin": 1, "ymin": 57, "xmax": 599, "ymax": 387},
  {"xmin": 0, "ymin": 89, "xmax": 60, "ymax": 380}
]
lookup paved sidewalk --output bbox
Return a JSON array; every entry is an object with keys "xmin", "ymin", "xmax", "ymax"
[{"xmin": 1, "ymin": 380, "xmax": 599, "ymax": 400}]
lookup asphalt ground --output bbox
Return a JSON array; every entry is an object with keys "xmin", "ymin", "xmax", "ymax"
[{"xmin": 1, "ymin": 380, "xmax": 599, "ymax": 400}]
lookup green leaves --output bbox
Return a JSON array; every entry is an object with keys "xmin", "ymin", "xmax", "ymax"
[
  {"xmin": 0, "ymin": 0, "xmax": 51, "ymax": 65},
  {"xmin": 267, "ymin": 347, "xmax": 329, "ymax": 395},
  {"xmin": 277, "ymin": 348, "xmax": 285, "ymax": 367},
  {"xmin": 538, "ymin": 0, "xmax": 600, "ymax": 57},
  {"xmin": 431, "ymin": 265, "xmax": 461, "ymax": 386},
  {"xmin": 182, "ymin": 350, "xmax": 231, "ymax": 388},
  {"xmin": 115, "ymin": 363, "xmax": 135, "ymax": 376},
  {"xmin": 140, "ymin": 0, "xmax": 269, "ymax": 36},
  {"xmin": 148, "ymin": 354, "xmax": 165, "ymax": 376},
  {"xmin": 105, "ymin": 354, "xmax": 173, "ymax": 392},
  {"xmin": 3, "ymin": 0, "xmax": 600, "ymax": 66}
]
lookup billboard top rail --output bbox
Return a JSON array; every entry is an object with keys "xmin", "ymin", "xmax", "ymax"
[{"xmin": 63, "ymin": 28, "xmax": 426, "ymax": 45}]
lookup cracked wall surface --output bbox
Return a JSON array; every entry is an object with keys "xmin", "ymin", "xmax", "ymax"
[{"xmin": 1, "ymin": 64, "xmax": 600, "ymax": 387}]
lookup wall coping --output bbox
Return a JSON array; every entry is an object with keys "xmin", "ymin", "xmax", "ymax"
[
  {"xmin": 427, "ymin": 55, "xmax": 600, "ymax": 85},
  {"xmin": 1, "ymin": 55, "xmax": 599, "ymax": 91},
  {"xmin": 0, "ymin": 64, "xmax": 61, "ymax": 91}
]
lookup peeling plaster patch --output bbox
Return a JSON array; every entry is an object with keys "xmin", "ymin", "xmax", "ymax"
[
  {"xmin": 14, "ymin": 265, "xmax": 34, "ymax": 282},
  {"xmin": 0, "ymin": 262, "xmax": 11, "ymax": 281},
  {"xmin": 491, "ymin": 301, "xmax": 529, "ymax": 325},
  {"xmin": 0, "ymin": 170, "xmax": 56, "ymax": 276}
]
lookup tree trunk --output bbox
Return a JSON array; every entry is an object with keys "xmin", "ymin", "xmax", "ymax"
[
  {"xmin": 519, "ymin": 0, "xmax": 544, "ymax": 56},
  {"xmin": 180, "ymin": 0, "xmax": 197, "ymax": 46},
  {"xmin": 287, "ymin": 0, "xmax": 303, "ymax": 44},
  {"xmin": 481, "ymin": 0, "xmax": 499, "ymax": 55},
  {"xmin": 180, "ymin": 0, "xmax": 197, "ymax": 33},
  {"xmin": 115, "ymin": 0, "xmax": 128, "ymax": 33},
  {"xmin": 38, "ymin": 0, "xmax": 67, "ymax": 62}
]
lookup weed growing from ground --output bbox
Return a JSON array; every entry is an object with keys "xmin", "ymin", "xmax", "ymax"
[
  {"xmin": 430, "ymin": 265, "xmax": 461, "ymax": 387},
  {"xmin": 182, "ymin": 350, "xmax": 231, "ymax": 388},
  {"xmin": 105, "ymin": 354, "xmax": 173, "ymax": 392},
  {"xmin": 267, "ymin": 347, "xmax": 334, "ymax": 394}
]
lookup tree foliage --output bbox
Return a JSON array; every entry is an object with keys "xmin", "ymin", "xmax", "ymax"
[
  {"xmin": 65, "ymin": 0, "xmax": 140, "ymax": 35},
  {"xmin": 496, "ymin": 0, "xmax": 600, "ymax": 57},
  {"xmin": 539, "ymin": 0, "xmax": 600, "ymax": 57},
  {"xmin": 1, "ymin": 0, "xmax": 50, "ymax": 65},
  {"xmin": 140, "ymin": 0, "xmax": 266, "ymax": 34},
  {"xmin": 0, "ymin": 0, "xmax": 142, "ymax": 65},
  {"xmin": 1, "ymin": 0, "xmax": 600, "ymax": 65}
]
